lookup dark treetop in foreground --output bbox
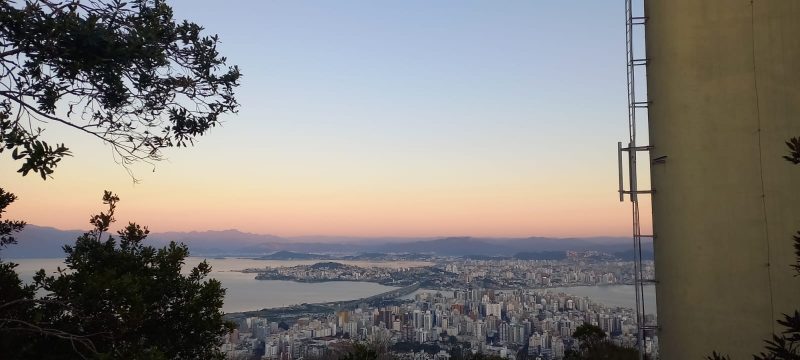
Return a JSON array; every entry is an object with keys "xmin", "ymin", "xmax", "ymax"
[
  {"xmin": 564, "ymin": 324, "xmax": 639, "ymax": 360},
  {"xmin": 0, "ymin": 0, "xmax": 241, "ymax": 179},
  {"xmin": 0, "ymin": 191, "xmax": 232, "ymax": 359},
  {"xmin": 0, "ymin": 0, "xmax": 241, "ymax": 358}
]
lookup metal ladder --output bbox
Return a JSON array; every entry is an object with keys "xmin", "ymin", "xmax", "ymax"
[{"xmin": 617, "ymin": 0, "xmax": 656, "ymax": 358}]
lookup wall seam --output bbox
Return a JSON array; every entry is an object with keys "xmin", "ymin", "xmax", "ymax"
[{"xmin": 750, "ymin": 0, "xmax": 776, "ymax": 334}]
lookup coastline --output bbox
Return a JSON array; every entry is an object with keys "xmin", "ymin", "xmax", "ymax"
[{"xmin": 223, "ymin": 281, "xmax": 653, "ymax": 317}]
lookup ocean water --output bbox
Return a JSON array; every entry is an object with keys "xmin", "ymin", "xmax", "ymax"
[
  {"xmin": 546, "ymin": 285, "xmax": 657, "ymax": 314},
  {"xmin": 10, "ymin": 258, "xmax": 655, "ymax": 314},
  {"xmin": 402, "ymin": 286, "xmax": 656, "ymax": 315},
  {"xmin": 10, "ymin": 257, "xmax": 405, "ymax": 313}
]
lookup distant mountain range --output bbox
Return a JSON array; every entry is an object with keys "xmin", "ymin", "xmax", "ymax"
[
  {"xmin": 2, "ymin": 225, "xmax": 639, "ymax": 258},
  {"xmin": 258, "ymin": 251, "xmax": 328, "ymax": 260}
]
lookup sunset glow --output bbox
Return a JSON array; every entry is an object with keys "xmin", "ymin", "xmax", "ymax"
[{"xmin": 0, "ymin": 1, "xmax": 642, "ymax": 238}]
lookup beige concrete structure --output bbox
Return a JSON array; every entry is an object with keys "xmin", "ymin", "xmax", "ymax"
[{"xmin": 645, "ymin": 1, "xmax": 800, "ymax": 358}]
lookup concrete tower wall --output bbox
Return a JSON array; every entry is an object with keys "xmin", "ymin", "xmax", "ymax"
[{"xmin": 645, "ymin": 1, "xmax": 800, "ymax": 358}]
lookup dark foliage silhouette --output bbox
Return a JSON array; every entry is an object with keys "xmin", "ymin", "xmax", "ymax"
[
  {"xmin": 0, "ymin": 0, "xmax": 241, "ymax": 179},
  {"xmin": 563, "ymin": 324, "xmax": 639, "ymax": 360},
  {"xmin": 1, "ymin": 191, "xmax": 232, "ymax": 359}
]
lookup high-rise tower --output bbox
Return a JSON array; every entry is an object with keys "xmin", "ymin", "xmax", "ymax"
[{"xmin": 645, "ymin": 1, "xmax": 800, "ymax": 358}]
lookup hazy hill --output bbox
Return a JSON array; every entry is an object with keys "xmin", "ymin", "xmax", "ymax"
[
  {"xmin": 5, "ymin": 225, "xmax": 632, "ymax": 258},
  {"xmin": 259, "ymin": 251, "xmax": 326, "ymax": 260},
  {"xmin": 373, "ymin": 236, "xmax": 629, "ymax": 256},
  {"xmin": 613, "ymin": 249, "xmax": 655, "ymax": 261},
  {"xmin": 1, "ymin": 225, "xmax": 85, "ymax": 258},
  {"xmin": 309, "ymin": 262, "xmax": 353, "ymax": 270},
  {"xmin": 152, "ymin": 229, "xmax": 286, "ymax": 245}
]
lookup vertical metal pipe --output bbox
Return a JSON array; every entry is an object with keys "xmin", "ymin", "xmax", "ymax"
[
  {"xmin": 624, "ymin": 1, "xmax": 646, "ymax": 359},
  {"xmin": 618, "ymin": 142, "xmax": 625, "ymax": 202}
]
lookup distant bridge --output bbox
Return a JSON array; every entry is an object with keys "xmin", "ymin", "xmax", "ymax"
[
  {"xmin": 328, "ymin": 283, "xmax": 420, "ymax": 310},
  {"xmin": 228, "ymin": 283, "xmax": 421, "ymax": 319}
]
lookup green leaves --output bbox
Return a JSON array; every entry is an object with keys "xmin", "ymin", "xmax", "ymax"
[
  {"xmin": 570, "ymin": 324, "xmax": 640, "ymax": 360},
  {"xmin": 88, "ymin": 191, "xmax": 119, "ymax": 238},
  {"xmin": 13, "ymin": 139, "xmax": 71, "ymax": 180},
  {"xmin": 728, "ymin": 137, "xmax": 800, "ymax": 360},
  {"xmin": 0, "ymin": 103, "xmax": 72, "ymax": 179},
  {"xmin": 705, "ymin": 351, "xmax": 730, "ymax": 360},
  {"xmin": 32, "ymin": 191, "xmax": 231, "ymax": 359},
  {"xmin": 793, "ymin": 233, "xmax": 800, "ymax": 276},
  {"xmin": 0, "ymin": 0, "xmax": 241, "ymax": 178},
  {"xmin": 784, "ymin": 137, "xmax": 800, "ymax": 165},
  {"xmin": 0, "ymin": 188, "xmax": 26, "ymax": 250},
  {"xmin": 753, "ymin": 312, "xmax": 800, "ymax": 360}
]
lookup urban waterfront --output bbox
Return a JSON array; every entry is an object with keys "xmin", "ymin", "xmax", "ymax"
[
  {"xmin": 223, "ymin": 285, "xmax": 659, "ymax": 359},
  {"xmin": 11, "ymin": 257, "xmax": 655, "ymax": 313}
]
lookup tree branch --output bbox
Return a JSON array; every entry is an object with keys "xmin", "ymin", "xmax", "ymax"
[
  {"xmin": 0, "ymin": 48, "xmax": 22, "ymax": 58},
  {"xmin": 0, "ymin": 318, "xmax": 101, "ymax": 359}
]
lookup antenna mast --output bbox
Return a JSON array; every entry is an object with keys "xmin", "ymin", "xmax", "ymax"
[{"xmin": 618, "ymin": 0, "xmax": 656, "ymax": 358}]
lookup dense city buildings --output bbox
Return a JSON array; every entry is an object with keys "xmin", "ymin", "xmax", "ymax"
[
  {"xmin": 242, "ymin": 253, "xmax": 655, "ymax": 289},
  {"xmin": 223, "ymin": 256, "xmax": 657, "ymax": 360}
]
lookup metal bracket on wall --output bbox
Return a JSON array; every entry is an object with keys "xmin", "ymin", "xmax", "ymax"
[
  {"xmin": 652, "ymin": 155, "xmax": 668, "ymax": 165},
  {"xmin": 618, "ymin": 142, "xmax": 656, "ymax": 201}
]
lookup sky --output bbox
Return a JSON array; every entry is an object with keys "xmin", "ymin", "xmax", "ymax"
[{"xmin": 1, "ymin": 0, "xmax": 652, "ymax": 238}]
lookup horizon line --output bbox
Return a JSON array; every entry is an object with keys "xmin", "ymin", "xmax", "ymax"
[{"xmin": 23, "ymin": 224, "xmax": 630, "ymax": 241}]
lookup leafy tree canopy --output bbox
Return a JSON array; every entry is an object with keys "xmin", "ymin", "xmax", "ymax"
[
  {"xmin": 0, "ymin": 0, "xmax": 241, "ymax": 179},
  {"xmin": 0, "ymin": 191, "xmax": 232, "ymax": 359},
  {"xmin": 340, "ymin": 343, "xmax": 379, "ymax": 360},
  {"xmin": 0, "ymin": 188, "xmax": 25, "ymax": 248},
  {"xmin": 0, "ymin": 188, "xmax": 38, "ymax": 357},
  {"xmin": 565, "ymin": 324, "xmax": 639, "ymax": 360}
]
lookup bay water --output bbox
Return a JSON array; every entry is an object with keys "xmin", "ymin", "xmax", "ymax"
[{"xmin": 10, "ymin": 257, "xmax": 655, "ymax": 314}]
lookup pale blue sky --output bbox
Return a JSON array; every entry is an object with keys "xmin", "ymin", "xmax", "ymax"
[{"xmin": 4, "ymin": 1, "xmax": 647, "ymax": 237}]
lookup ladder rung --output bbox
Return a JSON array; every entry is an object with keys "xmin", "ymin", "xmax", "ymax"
[
  {"xmin": 620, "ymin": 190, "xmax": 654, "ymax": 195},
  {"xmin": 636, "ymin": 234, "xmax": 655, "ymax": 238},
  {"xmin": 621, "ymin": 145, "xmax": 653, "ymax": 152},
  {"xmin": 638, "ymin": 279, "xmax": 658, "ymax": 285},
  {"xmin": 632, "ymin": 101, "xmax": 651, "ymax": 108},
  {"xmin": 641, "ymin": 325, "xmax": 659, "ymax": 331},
  {"xmin": 631, "ymin": 58, "xmax": 649, "ymax": 66}
]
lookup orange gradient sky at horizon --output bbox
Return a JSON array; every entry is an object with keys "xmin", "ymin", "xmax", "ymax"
[
  {"xmin": 2, "ymin": 127, "xmax": 652, "ymax": 237},
  {"xmin": 0, "ymin": 1, "xmax": 652, "ymax": 239}
]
